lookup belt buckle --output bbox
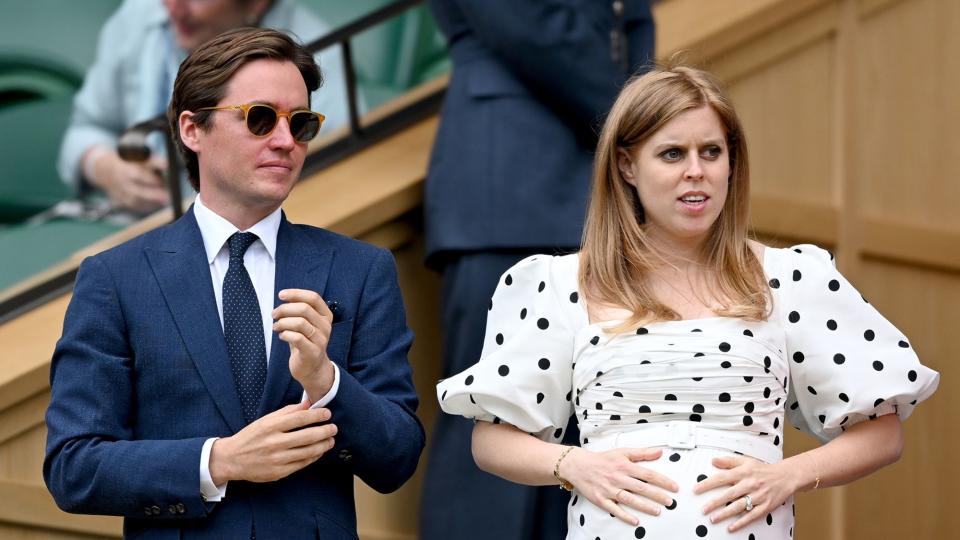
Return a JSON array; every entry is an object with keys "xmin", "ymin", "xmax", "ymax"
[{"xmin": 668, "ymin": 422, "xmax": 696, "ymax": 450}]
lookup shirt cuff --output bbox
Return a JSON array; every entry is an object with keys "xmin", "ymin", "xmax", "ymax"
[
  {"xmin": 303, "ymin": 363, "xmax": 341, "ymax": 408},
  {"xmin": 200, "ymin": 437, "xmax": 228, "ymax": 502}
]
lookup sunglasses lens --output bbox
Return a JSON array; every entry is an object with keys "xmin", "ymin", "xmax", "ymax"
[
  {"xmin": 246, "ymin": 105, "xmax": 278, "ymax": 136},
  {"xmin": 290, "ymin": 112, "xmax": 321, "ymax": 142}
]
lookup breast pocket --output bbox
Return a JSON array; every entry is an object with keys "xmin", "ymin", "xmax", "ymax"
[{"xmin": 326, "ymin": 319, "xmax": 354, "ymax": 366}]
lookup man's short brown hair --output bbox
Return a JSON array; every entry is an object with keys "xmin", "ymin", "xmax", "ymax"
[{"xmin": 168, "ymin": 27, "xmax": 322, "ymax": 190}]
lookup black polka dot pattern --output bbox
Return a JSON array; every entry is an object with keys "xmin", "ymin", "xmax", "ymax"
[{"xmin": 434, "ymin": 250, "xmax": 934, "ymax": 540}]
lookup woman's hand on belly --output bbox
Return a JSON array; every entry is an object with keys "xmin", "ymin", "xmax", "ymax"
[
  {"xmin": 693, "ymin": 455, "xmax": 799, "ymax": 532},
  {"xmin": 560, "ymin": 447, "xmax": 680, "ymax": 526}
]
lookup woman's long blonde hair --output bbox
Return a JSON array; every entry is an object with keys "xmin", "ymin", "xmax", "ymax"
[{"xmin": 579, "ymin": 65, "xmax": 768, "ymax": 328}]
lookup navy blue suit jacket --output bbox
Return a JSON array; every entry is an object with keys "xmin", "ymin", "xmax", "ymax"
[
  {"xmin": 44, "ymin": 207, "xmax": 424, "ymax": 539},
  {"xmin": 424, "ymin": 0, "xmax": 655, "ymax": 264}
]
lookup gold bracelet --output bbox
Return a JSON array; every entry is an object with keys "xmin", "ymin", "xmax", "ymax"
[
  {"xmin": 810, "ymin": 457, "xmax": 821, "ymax": 490},
  {"xmin": 554, "ymin": 446, "xmax": 575, "ymax": 491}
]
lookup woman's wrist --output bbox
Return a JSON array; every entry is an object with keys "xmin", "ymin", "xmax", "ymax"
[
  {"xmin": 555, "ymin": 446, "xmax": 580, "ymax": 489},
  {"xmin": 783, "ymin": 454, "xmax": 820, "ymax": 493}
]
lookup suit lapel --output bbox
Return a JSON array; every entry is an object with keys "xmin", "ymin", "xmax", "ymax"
[
  {"xmin": 145, "ymin": 207, "xmax": 246, "ymax": 433},
  {"xmin": 259, "ymin": 215, "xmax": 334, "ymax": 415}
]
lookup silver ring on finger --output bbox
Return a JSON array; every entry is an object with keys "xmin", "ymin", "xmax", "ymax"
[
  {"xmin": 743, "ymin": 494, "xmax": 753, "ymax": 512},
  {"xmin": 615, "ymin": 489, "xmax": 625, "ymax": 503}
]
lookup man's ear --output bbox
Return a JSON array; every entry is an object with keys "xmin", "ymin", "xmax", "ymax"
[
  {"xmin": 179, "ymin": 110, "xmax": 202, "ymax": 153},
  {"xmin": 616, "ymin": 147, "xmax": 636, "ymax": 186}
]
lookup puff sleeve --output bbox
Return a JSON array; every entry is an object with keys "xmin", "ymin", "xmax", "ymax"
[
  {"xmin": 437, "ymin": 255, "xmax": 582, "ymax": 442},
  {"xmin": 772, "ymin": 245, "xmax": 939, "ymax": 442}
]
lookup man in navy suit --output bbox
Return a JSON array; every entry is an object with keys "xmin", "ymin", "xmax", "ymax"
[
  {"xmin": 421, "ymin": 2, "xmax": 655, "ymax": 539},
  {"xmin": 44, "ymin": 28, "xmax": 424, "ymax": 539}
]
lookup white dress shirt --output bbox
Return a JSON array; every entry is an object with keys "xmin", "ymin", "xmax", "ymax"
[{"xmin": 193, "ymin": 195, "xmax": 340, "ymax": 501}]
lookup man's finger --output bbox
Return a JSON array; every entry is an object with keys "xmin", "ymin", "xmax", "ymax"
[
  {"xmin": 280, "ymin": 422, "xmax": 338, "ymax": 449},
  {"xmin": 273, "ymin": 301, "xmax": 329, "ymax": 333},
  {"xmin": 278, "ymin": 329, "xmax": 323, "ymax": 357},
  {"xmin": 273, "ymin": 316, "xmax": 321, "ymax": 341},
  {"xmin": 278, "ymin": 288, "xmax": 332, "ymax": 319},
  {"xmin": 129, "ymin": 165, "xmax": 166, "ymax": 187},
  {"xmin": 268, "ymin": 406, "xmax": 331, "ymax": 432}
]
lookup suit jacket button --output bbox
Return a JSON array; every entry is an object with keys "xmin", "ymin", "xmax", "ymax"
[
  {"xmin": 168, "ymin": 504, "xmax": 177, "ymax": 515},
  {"xmin": 151, "ymin": 505, "xmax": 161, "ymax": 515},
  {"xmin": 144, "ymin": 507, "xmax": 152, "ymax": 516},
  {"xmin": 176, "ymin": 503, "xmax": 186, "ymax": 514},
  {"xmin": 338, "ymin": 449, "xmax": 352, "ymax": 462}
]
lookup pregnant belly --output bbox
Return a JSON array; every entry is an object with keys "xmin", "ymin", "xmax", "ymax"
[{"xmin": 565, "ymin": 446, "xmax": 795, "ymax": 540}]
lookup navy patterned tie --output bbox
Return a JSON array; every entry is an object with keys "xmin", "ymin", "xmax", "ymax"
[{"xmin": 223, "ymin": 232, "xmax": 267, "ymax": 424}]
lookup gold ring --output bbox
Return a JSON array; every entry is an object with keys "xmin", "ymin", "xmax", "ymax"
[{"xmin": 307, "ymin": 326, "xmax": 316, "ymax": 339}]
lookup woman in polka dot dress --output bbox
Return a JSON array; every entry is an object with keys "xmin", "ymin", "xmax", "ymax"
[{"xmin": 437, "ymin": 65, "xmax": 939, "ymax": 539}]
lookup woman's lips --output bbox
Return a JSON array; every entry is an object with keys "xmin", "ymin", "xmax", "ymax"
[{"xmin": 678, "ymin": 195, "xmax": 709, "ymax": 213}]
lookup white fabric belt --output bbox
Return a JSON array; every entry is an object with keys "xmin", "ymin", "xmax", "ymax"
[{"xmin": 592, "ymin": 422, "xmax": 783, "ymax": 464}]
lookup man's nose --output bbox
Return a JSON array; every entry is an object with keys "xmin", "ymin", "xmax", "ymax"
[{"xmin": 268, "ymin": 117, "xmax": 296, "ymax": 149}]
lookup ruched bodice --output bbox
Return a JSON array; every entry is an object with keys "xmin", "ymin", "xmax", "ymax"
[{"xmin": 573, "ymin": 318, "xmax": 788, "ymax": 452}]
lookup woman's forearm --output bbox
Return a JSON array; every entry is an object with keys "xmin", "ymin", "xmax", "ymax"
[
  {"xmin": 472, "ymin": 421, "xmax": 569, "ymax": 486},
  {"xmin": 782, "ymin": 413, "xmax": 903, "ymax": 493}
]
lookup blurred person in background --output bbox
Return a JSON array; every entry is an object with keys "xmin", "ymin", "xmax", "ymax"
[
  {"xmin": 420, "ymin": 2, "xmax": 655, "ymax": 539},
  {"xmin": 58, "ymin": 0, "xmax": 351, "ymax": 214}
]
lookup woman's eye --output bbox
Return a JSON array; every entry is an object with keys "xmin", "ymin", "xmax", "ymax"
[
  {"xmin": 702, "ymin": 146, "xmax": 723, "ymax": 159},
  {"xmin": 661, "ymin": 148, "xmax": 683, "ymax": 161}
]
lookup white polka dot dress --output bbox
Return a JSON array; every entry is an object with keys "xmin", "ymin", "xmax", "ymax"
[{"xmin": 438, "ymin": 246, "xmax": 939, "ymax": 540}]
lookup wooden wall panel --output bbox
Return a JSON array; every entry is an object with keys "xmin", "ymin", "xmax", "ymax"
[
  {"xmin": 726, "ymin": 38, "xmax": 836, "ymax": 206},
  {"xmin": 843, "ymin": 258, "xmax": 955, "ymax": 540},
  {"xmin": 856, "ymin": 0, "xmax": 960, "ymax": 230},
  {"xmin": 0, "ymin": 423, "xmax": 47, "ymax": 485}
]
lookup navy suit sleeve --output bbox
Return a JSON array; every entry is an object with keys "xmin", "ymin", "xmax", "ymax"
[
  {"xmin": 43, "ymin": 257, "xmax": 211, "ymax": 519},
  {"xmin": 447, "ymin": 0, "xmax": 654, "ymax": 133},
  {"xmin": 324, "ymin": 248, "xmax": 425, "ymax": 493}
]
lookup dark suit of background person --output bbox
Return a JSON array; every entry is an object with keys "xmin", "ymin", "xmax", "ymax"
[
  {"xmin": 420, "ymin": 2, "xmax": 655, "ymax": 539},
  {"xmin": 43, "ymin": 29, "xmax": 423, "ymax": 540}
]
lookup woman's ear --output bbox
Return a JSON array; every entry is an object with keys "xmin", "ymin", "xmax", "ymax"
[{"xmin": 617, "ymin": 147, "xmax": 637, "ymax": 186}]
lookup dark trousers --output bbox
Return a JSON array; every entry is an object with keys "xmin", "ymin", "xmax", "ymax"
[{"xmin": 419, "ymin": 250, "xmax": 577, "ymax": 540}]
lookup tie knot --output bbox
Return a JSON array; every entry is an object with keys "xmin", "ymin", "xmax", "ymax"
[{"xmin": 228, "ymin": 232, "xmax": 258, "ymax": 261}]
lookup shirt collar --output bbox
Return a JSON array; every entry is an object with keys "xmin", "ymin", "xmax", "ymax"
[{"xmin": 193, "ymin": 195, "xmax": 282, "ymax": 264}]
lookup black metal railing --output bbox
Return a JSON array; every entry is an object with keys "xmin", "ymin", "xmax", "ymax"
[{"xmin": 0, "ymin": 0, "xmax": 446, "ymax": 324}]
